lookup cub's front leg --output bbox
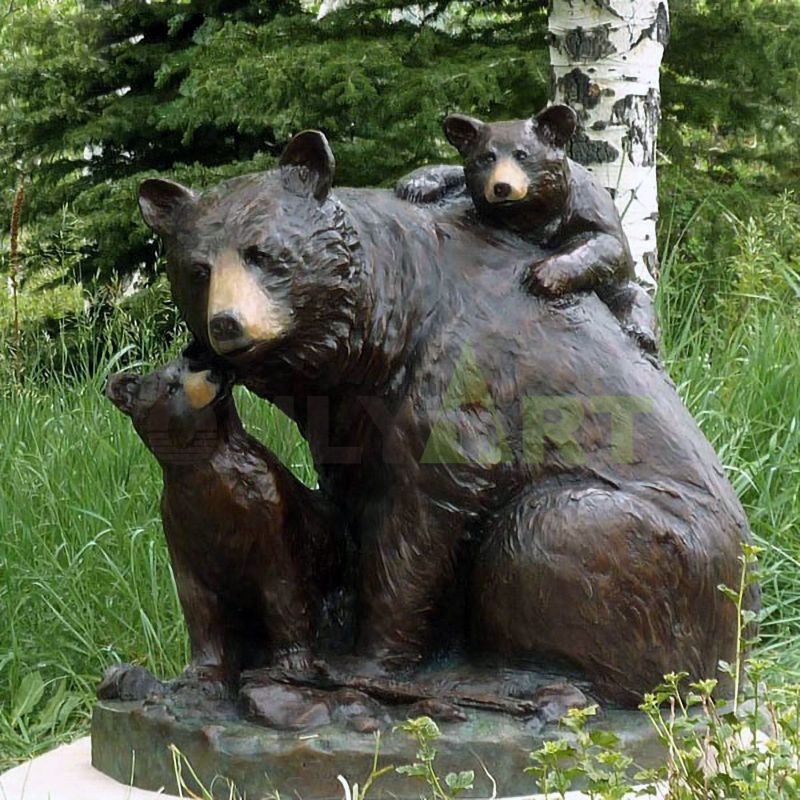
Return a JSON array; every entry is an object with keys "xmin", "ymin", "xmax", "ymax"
[
  {"xmin": 163, "ymin": 518, "xmax": 233, "ymax": 682},
  {"xmin": 395, "ymin": 164, "xmax": 466, "ymax": 204},
  {"xmin": 522, "ymin": 231, "xmax": 631, "ymax": 298}
]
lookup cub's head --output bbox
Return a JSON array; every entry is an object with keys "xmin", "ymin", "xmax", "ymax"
[
  {"xmin": 137, "ymin": 131, "xmax": 357, "ymax": 373},
  {"xmin": 443, "ymin": 105, "xmax": 577, "ymax": 228},
  {"xmin": 106, "ymin": 358, "xmax": 232, "ymax": 463}
]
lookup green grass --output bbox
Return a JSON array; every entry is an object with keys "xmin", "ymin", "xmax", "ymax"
[
  {"xmin": 0, "ymin": 212, "xmax": 799, "ymax": 771},
  {"xmin": 656, "ymin": 198, "xmax": 800, "ymax": 678}
]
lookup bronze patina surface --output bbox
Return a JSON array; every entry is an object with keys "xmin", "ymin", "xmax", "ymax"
[
  {"xmin": 96, "ymin": 127, "xmax": 757, "ymax": 794},
  {"xmin": 92, "ymin": 665, "xmax": 664, "ymax": 799}
]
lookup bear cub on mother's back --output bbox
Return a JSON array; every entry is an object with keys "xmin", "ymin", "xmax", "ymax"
[
  {"xmin": 396, "ymin": 105, "xmax": 657, "ymax": 353},
  {"xmin": 106, "ymin": 358, "xmax": 341, "ymax": 682}
]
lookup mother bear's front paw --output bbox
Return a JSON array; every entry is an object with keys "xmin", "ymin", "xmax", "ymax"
[
  {"xmin": 358, "ymin": 645, "xmax": 425, "ymax": 677},
  {"xmin": 318, "ymin": 651, "xmax": 420, "ymax": 685},
  {"xmin": 174, "ymin": 662, "xmax": 234, "ymax": 695}
]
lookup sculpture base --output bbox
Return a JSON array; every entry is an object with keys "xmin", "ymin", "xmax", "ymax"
[{"xmin": 91, "ymin": 687, "xmax": 664, "ymax": 799}]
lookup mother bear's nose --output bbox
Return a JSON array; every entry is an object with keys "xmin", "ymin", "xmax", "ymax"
[
  {"xmin": 209, "ymin": 313, "xmax": 244, "ymax": 342},
  {"xmin": 493, "ymin": 182, "xmax": 512, "ymax": 199}
]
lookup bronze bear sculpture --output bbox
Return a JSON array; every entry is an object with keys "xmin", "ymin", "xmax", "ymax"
[
  {"xmin": 106, "ymin": 357, "xmax": 341, "ymax": 682},
  {"xmin": 395, "ymin": 105, "xmax": 656, "ymax": 352},
  {"xmin": 135, "ymin": 130, "xmax": 757, "ymax": 705}
]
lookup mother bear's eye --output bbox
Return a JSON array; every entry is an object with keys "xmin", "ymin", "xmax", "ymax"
[
  {"xmin": 243, "ymin": 246, "xmax": 289, "ymax": 277},
  {"xmin": 190, "ymin": 262, "xmax": 211, "ymax": 283},
  {"xmin": 476, "ymin": 152, "xmax": 497, "ymax": 167}
]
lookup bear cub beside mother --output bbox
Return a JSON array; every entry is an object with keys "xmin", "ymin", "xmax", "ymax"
[{"xmin": 106, "ymin": 358, "xmax": 341, "ymax": 682}]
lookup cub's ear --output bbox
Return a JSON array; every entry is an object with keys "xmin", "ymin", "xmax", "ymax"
[
  {"xmin": 534, "ymin": 104, "xmax": 578, "ymax": 148},
  {"xmin": 280, "ymin": 130, "xmax": 335, "ymax": 201},
  {"xmin": 138, "ymin": 179, "xmax": 196, "ymax": 238},
  {"xmin": 443, "ymin": 114, "xmax": 486, "ymax": 156},
  {"xmin": 105, "ymin": 372, "xmax": 141, "ymax": 416}
]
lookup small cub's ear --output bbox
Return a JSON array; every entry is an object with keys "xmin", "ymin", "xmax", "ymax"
[
  {"xmin": 443, "ymin": 114, "xmax": 486, "ymax": 156},
  {"xmin": 534, "ymin": 105, "xmax": 578, "ymax": 148},
  {"xmin": 138, "ymin": 179, "xmax": 196, "ymax": 238},
  {"xmin": 280, "ymin": 130, "xmax": 335, "ymax": 201},
  {"xmin": 105, "ymin": 373, "xmax": 141, "ymax": 416}
]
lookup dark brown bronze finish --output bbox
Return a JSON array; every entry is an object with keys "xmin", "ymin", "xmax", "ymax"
[
  {"xmin": 106, "ymin": 358, "xmax": 342, "ymax": 682},
  {"xmin": 105, "ymin": 128, "xmax": 757, "ymax": 719}
]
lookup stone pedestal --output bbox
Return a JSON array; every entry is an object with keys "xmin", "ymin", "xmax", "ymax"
[{"xmin": 92, "ymin": 692, "xmax": 664, "ymax": 799}]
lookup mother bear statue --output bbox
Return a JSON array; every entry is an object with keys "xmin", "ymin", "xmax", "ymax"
[{"xmin": 137, "ymin": 130, "xmax": 757, "ymax": 705}]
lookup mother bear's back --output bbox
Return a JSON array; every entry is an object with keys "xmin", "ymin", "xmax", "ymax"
[{"xmin": 346, "ymin": 193, "xmax": 748, "ymax": 535}]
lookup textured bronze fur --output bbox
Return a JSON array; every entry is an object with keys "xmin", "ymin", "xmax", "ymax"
[{"xmin": 134, "ymin": 131, "xmax": 757, "ymax": 705}]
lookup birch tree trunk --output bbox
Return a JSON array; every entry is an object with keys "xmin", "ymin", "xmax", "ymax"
[{"xmin": 548, "ymin": 0, "xmax": 669, "ymax": 288}]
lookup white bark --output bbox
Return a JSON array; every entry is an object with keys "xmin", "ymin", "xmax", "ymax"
[
  {"xmin": 316, "ymin": 0, "xmax": 430, "ymax": 24},
  {"xmin": 316, "ymin": 0, "xmax": 350, "ymax": 19},
  {"xmin": 548, "ymin": 0, "xmax": 669, "ymax": 287}
]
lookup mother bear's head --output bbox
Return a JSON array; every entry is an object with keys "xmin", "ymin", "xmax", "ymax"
[{"xmin": 138, "ymin": 131, "xmax": 360, "ymax": 373}]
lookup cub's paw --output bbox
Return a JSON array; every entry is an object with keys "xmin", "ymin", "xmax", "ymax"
[
  {"xmin": 395, "ymin": 165, "xmax": 466, "ymax": 204},
  {"xmin": 97, "ymin": 663, "xmax": 165, "ymax": 701},
  {"xmin": 524, "ymin": 260, "xmax": 575, "ymax": 298}
]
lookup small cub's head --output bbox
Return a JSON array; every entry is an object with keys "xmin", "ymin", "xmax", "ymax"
[
  {"xmin": 443, "ymin": 105, "xmax": 577, "ymax": 226},
  {"xmin": 106, "ymin": 357, "xmax": 232, "ymax": 463}
]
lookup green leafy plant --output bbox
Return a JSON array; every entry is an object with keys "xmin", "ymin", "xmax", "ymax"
[
  {"xmin": 395, "ymin": 716, "xmax": 475, "ymax": 800},
  {"xmin": 337, "ymin": 731, "xmax": 396, "ymax": 800},
  {"xmin": 525, "ymin": 544, "xmax": 800, "ymax": 799},
  {"xmin": 527, "ymin": 706, "xmax": 646, "ymax": 799}
]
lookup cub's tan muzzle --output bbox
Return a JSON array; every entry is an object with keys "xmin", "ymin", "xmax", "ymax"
[
  {"xmin": 485, "ymin": 159, "xmax": 529, "ymax": 203},
  {"xmin": 182, "ymin": 370, "xmax": 220, "ymax": 410}
]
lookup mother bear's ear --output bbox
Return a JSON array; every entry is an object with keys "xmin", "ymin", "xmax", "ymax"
[
  {"xmin": 280, "ymin": 130, "xmax": 335, "ymax": 201},
  {"xmin": 139, "ymin": 178, "xmax": 196, "ymax": 238}
]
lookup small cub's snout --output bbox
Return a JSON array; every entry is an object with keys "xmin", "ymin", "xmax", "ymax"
[
  {"xmin": 105, "ymin": 372, "xmax": 140, "ymax": 415},
  {"xmin": 209, "ymin": 314, "xmax": 244, "ymax": 343},
  {"xmin": 493, "ymin": 182, "xmax": 512, "ymax": 199}
]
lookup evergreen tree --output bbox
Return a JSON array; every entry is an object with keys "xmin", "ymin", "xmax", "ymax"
[
  {"xmin": 1, "ymin": 0, "xmax": 797, "ymax": 292},
  {"xmin": 0, "ymin": 0, "xmax": 550, "ymax": 282}
]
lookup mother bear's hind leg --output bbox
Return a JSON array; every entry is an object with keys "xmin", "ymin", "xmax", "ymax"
[{"xmin": 471, "ymin": 486, "xmax": 741, "ymax": 705}]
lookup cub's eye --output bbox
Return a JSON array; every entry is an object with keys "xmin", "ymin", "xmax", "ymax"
[
  {"xmin": 476, "ymin": 152, "xmax": 497, "ymax": 167},
  {"xmin": 513, "ymin": 149, "xmax": 529, "ymax": 161},
  {"xmin": 190, "ymin": 262, "xmax": 211, "ymax": 283}
]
